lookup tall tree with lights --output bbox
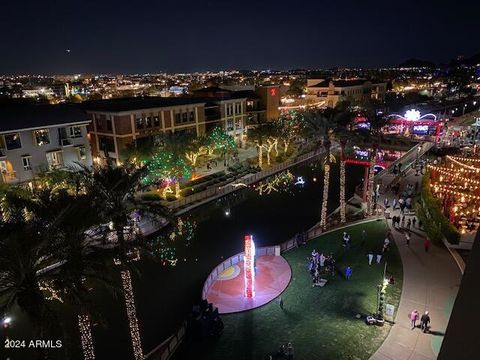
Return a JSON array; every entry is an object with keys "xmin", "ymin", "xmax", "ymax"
[
  {"xmin": 184, "ymin": 135, "xmax": 208, "ymax": 168},
  {"xmin": 206, "ymin": 126, "xmax": 237, "ymax": 160},
  {"xmin": 248, "ymin": 123, "xmax": 279, "ymax": 168},
  {"xmin": 78, "ymin": 163, "xmax": 170, "ymax": 360},
  {"xmin": 275, "ymin": 112, "xmax": 306, "ymax": 154},
  {"xmin": 143, "ymin": 133, "xmax": 193, "ymax": 198},
  {"xmin": 357, "ymin": 99, "xmax": 388, "ymax": 215},
  {"xmin": 332, "ymin": 101, "xmax": 355, "ymax": 223}
]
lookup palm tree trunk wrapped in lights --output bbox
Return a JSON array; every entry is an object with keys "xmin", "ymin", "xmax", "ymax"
[
  {"xmin": 121, "ymin": 270, "xmax": 143, "ymax": 360},
  {"xmin": 320, "ymin": 141, "xmax": 336, "ymax": 229},
  {"xmin": 256, "ymin": 144, "xmax": 264, "ymax": 169},
  {"xmin": 339, "ymin": 140, "xmax": 347, "ymax": 224},
  {"xmin": 320, "ymin": 162, "xmax": 331, "ymax": 229},
  {"xmin": 366, "ymin": 148, "xmax": 377, "ymax": 216},
  {"xmin": 78, "ymin": 313, "xmax": 95, "ymax": 360},
  {"xmin": 339, "ymin": 160, "xmax": 346, "ymax": 223}
]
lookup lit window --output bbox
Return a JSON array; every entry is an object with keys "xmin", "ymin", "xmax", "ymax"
[
  {"xmin": 22, "ymin": 156, "xmax": 32, "ymax": 171},
  {"xmin": 4, "ymin": 133, "xmax": 22, "ymax": 150},
  {"xmin": 153, "ymin": 116, "xmax": 160, "ymax": 127},
  {"xmin": 33, "ymin": 129, "xmax": 50, "ymax": 146},
  {"xmin": 69, "ymin": 126, "xmax": 82, "ymax": 138}
]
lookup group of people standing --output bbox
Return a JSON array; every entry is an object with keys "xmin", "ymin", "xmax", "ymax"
[{"xmin": 308, "ymin": 249, "xmax": 335, "ymax": 286}]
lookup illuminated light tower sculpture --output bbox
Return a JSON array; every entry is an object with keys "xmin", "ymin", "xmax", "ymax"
[{"xmin": 244, "ymin": 235, "xmax": 256, "ymax": 298}]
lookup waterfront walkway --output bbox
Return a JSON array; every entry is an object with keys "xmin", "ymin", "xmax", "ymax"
[{"xmin": 371, "ymin": 170, "xmax": 462, "ymax": 360}]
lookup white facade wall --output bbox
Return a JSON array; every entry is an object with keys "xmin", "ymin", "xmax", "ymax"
[{"xmin": 0, "ymin": 123, "xmax": 92, "ymax": 183}]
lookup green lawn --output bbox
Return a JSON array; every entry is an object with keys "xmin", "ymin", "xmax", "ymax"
[{"xmin": 174, "ymin": 220, "xmax": 403, "ymax": 360}]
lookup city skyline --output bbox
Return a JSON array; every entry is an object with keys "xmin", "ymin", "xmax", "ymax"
[{"xmin": 1, "ymin": 0, "xmax": 479, "ymax": 74}]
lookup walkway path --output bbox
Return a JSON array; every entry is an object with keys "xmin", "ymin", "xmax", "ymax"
[{"xmin": 371, "ymin": 169, "xmax": 462, "ymax": 360}]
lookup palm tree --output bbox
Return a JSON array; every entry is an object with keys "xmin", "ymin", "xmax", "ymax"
[
  {"xmin": 357, "ymin": 100, "xmax": 388, "ymax": 215},
  {"xmin": 0, "ymin": 188, "xmax": 114, "ymax": 360},
  {"xmin": 304, "ymin": 108, "xmax": 337, "ymax": 229},
  {"xmin": 78, "ymin": 162, "xmax": 171, "ymax": 360},
  {"xmin": 331, "ymin": 101, "xmax": 355, "ymax": 223}
]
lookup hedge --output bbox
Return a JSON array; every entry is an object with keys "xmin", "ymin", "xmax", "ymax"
[{"xmin": 420, "ymin": 172, "xmax": 460, "ymax": 245}]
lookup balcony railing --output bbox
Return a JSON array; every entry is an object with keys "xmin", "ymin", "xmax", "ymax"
[{"xmin": 59, "ymin": 138, "xmax": 74, "ymax": 147}]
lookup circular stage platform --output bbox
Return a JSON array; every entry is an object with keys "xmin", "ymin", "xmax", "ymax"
[{"xmin": 205, "ymin": 255, "xmax": 292, "ymax": 314}]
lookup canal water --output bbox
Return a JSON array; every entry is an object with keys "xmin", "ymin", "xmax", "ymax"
[{"xmin": 91, "ymin": 160, "xmax": 366, "ymax": 360}]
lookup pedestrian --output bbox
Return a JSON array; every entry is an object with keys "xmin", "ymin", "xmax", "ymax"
[
  {"xmin": 367, "ymin": 251, "xmax": 374, "ymax": 265},
  {"xmin": 376, "ymin": 253, "xmax": 382, "ymax": 264},
  {"xmin": 392, "ymin": 198, "xmax": 397, "ymax": 210},
  {"xmin": 401, "ymin": 215, "xmax": 406, "ymax": 227},
  {"xmin": 419, "ymin": 219, "xmax": 423, "ymax": 229},
  {"xmin": 384, "ymin": 197, "xmax": 389, "ymax": 208},
  {"xmin": 412, "ymin": 217, "xmax": 417, "ymax": 228},
  {"xmin": 286, "ymin": 342, "xmax": 294, "ymax": 360},
  {"xmin": 420, "ymin": 311, "xmax": 430, "ymax": 333},
  {"xmin": 424, "ymin": 238, "xmax": 431, "ymax": 252},
  {"xmin": 345, "ymin": 266, "xmax": 352, "ymax": 280},
  {"xmin": 384, "ymin": 236, "xmax": 390, "ymax": 251},
  {"xmin": 319, "ymin": 253, "xmax": 326, "ymax": 267},
  {"xmin": 405, "ymin": 232, "xmax": 410, "ymax": 246},
  {"xmin": 362, "ymin": 230, "xmax": 367, "ymax": 245},
  {"xmin": 410, "ymin": 310, "xmax": 419, "ymax": 329},
  {"xmin": 407, "ymin": 218, "xmax": 412, "ymax": 229}
]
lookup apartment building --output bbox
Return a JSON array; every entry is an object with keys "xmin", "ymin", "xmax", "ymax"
[
  {"xmin": 192, "ymin": 85, "xmax": 280, "ymax": 126},
  {"xmin": 0, "ymin": 104, "xmax": 92, "ymax": 183},
  {"xmin": 306, "ymin": 79, "xmax": 387, "ymax": 107},
  {"xmin": 84, "ymin": 96, "xmax": 247, "ymax": 164}
]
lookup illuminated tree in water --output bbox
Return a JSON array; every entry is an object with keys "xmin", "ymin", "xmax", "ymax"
[{"xmin": 149, "ymin": 217, "xmax": 196, "ymax": 266}]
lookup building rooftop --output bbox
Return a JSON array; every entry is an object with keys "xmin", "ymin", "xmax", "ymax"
[
  {"xmin": 308, "ymin": 79, "xmax": 385, "ymax": 88},
  {"xmin": 83, "ymin": 97, "xmax": 207, "ymax": 112},
  {"xmin": 0, "ymin": 103, "xmax": 89, "ymax": 133}
]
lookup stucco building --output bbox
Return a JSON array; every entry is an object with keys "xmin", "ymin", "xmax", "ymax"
[
  {"xmin": 306, "ymin": 79, "xmax": 387, "ymax": 107},
  {"xmin": 0, "ymin": 104, "xmax": 92, "ymax": 183}
]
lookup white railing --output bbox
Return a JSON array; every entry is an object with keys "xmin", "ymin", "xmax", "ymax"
[
  {"xmin": 169, "ymin": 146, "xmax": 337, "ymax": 212},
  {"xmin": 201, "ymin": 246, "xmax": 278, "ymax": 300}
]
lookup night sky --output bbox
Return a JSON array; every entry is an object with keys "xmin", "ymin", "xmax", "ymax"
[{"xmin": 1, "ymin": 0, "xmax": 479, "ymax": 74}]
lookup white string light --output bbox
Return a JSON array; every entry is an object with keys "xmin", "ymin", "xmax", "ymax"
[
  {"xmin": 447, "ymin": 155, "xmax": 480, "ymax": 171},
  {"xmin": 428, "ymin": 165, "xmax": 480, "ymax": 184},
  {"xmin": 320, "ymin": 164, "xmax": 330, "ymax": 229},
  {"xmin": 38, "ymin": 280, "xmax": 64, "ymax": 303},
  {"xmin": 121, "ymin": 270, "xmax": 143, "ymax": 360},
  {"xmin": 339, "ymin": 160, "xmax": 346, "ymax": 223},
  {"xmin": 366, "ymin": 156, "xmax": 376, "ymax": 216},
  {"xmin": 78, "ymin": 313, "xmax": 95, "ymax": 360}
]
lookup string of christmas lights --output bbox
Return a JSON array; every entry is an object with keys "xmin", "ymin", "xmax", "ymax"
[
  {"xmin": 446, "ymin": 155, "xmax": 480, "ymax": 171},
  {"xmin": 38, "ymin": 280, "xmax": 64, "ymax": 303},
  {"xmin": 449, "ymin": 155, "xmax": 480, "ymax": 163},
  {"xmin": 427, "ymin": 165, "xmax": 480, "ymax": 184},
  {"xmin": 121, "ymin": 270, "xmax": 143, "ymax": 360},
  {"xmin": 367, "ymin": 156, "xmax": 376, "ymax": 216},
  {"xmin": 320, "ymin": 164, "xmax": 330, "ymax": 229},
  {"xmin": 256, "ymin": 170, "xmax": 294, "ymax": 195},
  {"xmin": 431, "ymin": 184, "xmax": 480, "ymax": 200},
  {"xmin": 339, "ymin": 160, "xmax": 346, "ymax": 223},
  {"xmin": 78, "ymin": 313, "xmax": 95, "ymax": 360}
]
